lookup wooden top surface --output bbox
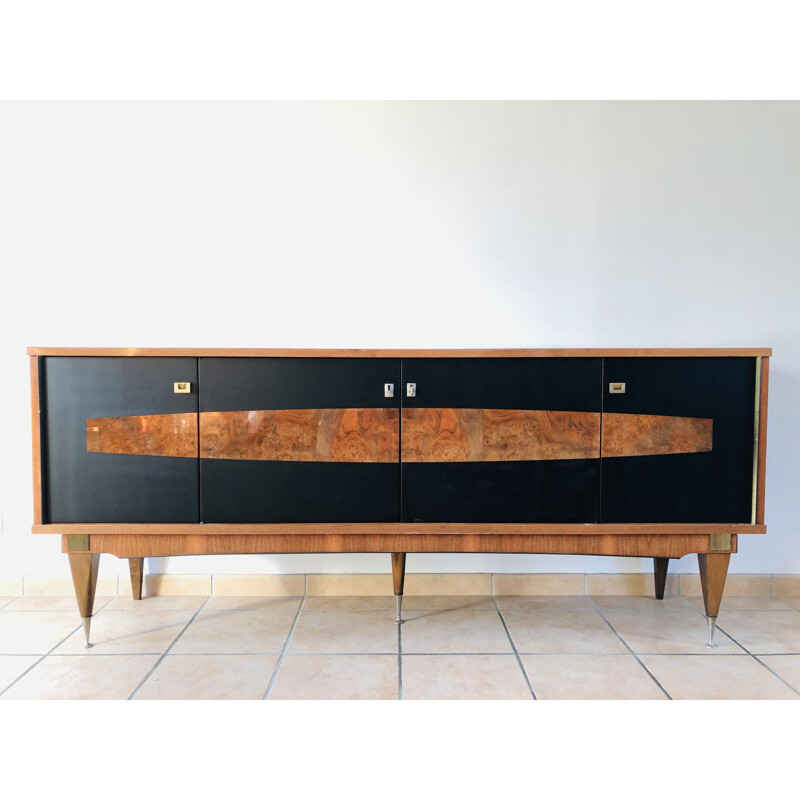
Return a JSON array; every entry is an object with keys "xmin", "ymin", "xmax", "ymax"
[{"xmin": 27, "ymin": 347, "xmax": 772, "ymax": 358}]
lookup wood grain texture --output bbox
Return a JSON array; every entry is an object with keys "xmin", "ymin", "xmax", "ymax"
[
  {"xmin": 42, "ymin": 522, "xmax": 765, "ymax": 537},
  {"xmin": 698, "ymin": 552, "xmax": 731, "ymax": 618},
  {"xmin": 200, "ymin": 408, "xmax": 398, "ymax": 463},
  {"xmin": 756, "ymin": 357, "xmax": 769, "ymax": 524},
  {"xmin": 391, "ymin": 552, "xmax": 406, "ymax": 595},
  {"xmin": 29, "ymin": 356, "xmax": 42, "ymax": 524},
  {"xmin": 601, "ymin": 412, "xmax": 713, "ymax": 458},
  {"xmin": 86, "ymin": 412, "xmax": 198, "ymax": 457},
  {"xmin": 27, "ymin": 347, "xmax": 773, "ymax": 358},
  {"xmin": 83, "ymin": 409, "xmax": 715, "ymax": 462},
  {"xmin": 402, "ymin": 408, "xmax": 600, "ymax": 462},
  {"xmin": 68, "ymin": 553, "xmax": 100, "ymax": 618},
  {"xmin": 72, "ymin": 533, "xmax": 738, "ymax": 559},
  {"xmin": 129, "ymin": 557, "xmax": 144, "ymax": 601}
]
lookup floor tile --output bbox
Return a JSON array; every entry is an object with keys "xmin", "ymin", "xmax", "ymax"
[
  {"xmin": 520, "ymin": 654, "xmax": 668, "ymax": 700},
  {"xmin": 502, "ymin": 610, "xmax": 627, "ymax": 654},
  {"xmin": 144, "ymin": 574, "xmax": 211, "ymax": 596},
  {"xmin": 0, "ymin": 598, "xmax": 19, "ymax": 611},
  {"xmin": 0, "ymin": 655, "xmax": 41, "ymax": 692},
  {"xmin": 171, "ymin": 610, "xmax": 297, "ymax": 654},
  {"xmin": 211, "ymin": 574, "xmax": 304, "ymax": 596},
  {"xmin": 404, "ymin": 574, "xmax": 491, "ymax": 596},
  {"xmin": 602, "ymin": 610, "xmax": 743, "ymax": 654},
  {"xmin": 289, "ymin": 611, "xmax": 397, "ymax": 654},
  {"xmin": 0, "ymin": 611, "xmax": 83, "ymax": 655},
  {"xmin": 106, "ymin": 596, "xmax": 208, "ymax": 611},
  {"xmin": 590, "ymin": 595, "xmax": 694, "ymax": 610},
  {"xmin": 493, "ymin": 574, "xmax": 585, "ymax": 596},
  {"xmin": 684, "ymin": 596, "xmax": 795, "ymax": 612},
  {"xmin": 758, "ymin": 656, "xmax": 800, "ymax": 693},
  {"xmin": 307, "ymin": 574, "xmax": 392, "ymax": 596},
  {"xmin": 135, "ymin": 654, "xmax": 278, "ymax": 699},
  {"xmin": 270, "ymin": 654, "xmax": 398, "ymax": 699},
  {"xmin": 4, "ymin": 596, "xmax": 113, "ymax": 612},
  {"xmin": 639, "ymin": 655, "xmax": 800, "ymax": 700},
  {"xmin": 53, "ymin": 610, "xmax": 195, "ymax": 655},
  {"xmin": 680, "ymin": 574, "xmax": 773, "ymax": 598},
  {"xmin": 495, "ymin": 595, "xmax": 593, "ymax": 610},
  {"xmin": 302, "ymin": 596, "xmax": 394, "ymax": 611},
  {"xmin": 0, "ymin": 580, "xmax": 23, "ymax": 597},
  {"xmin": 716, "ymin": 612, "xmax": 800, "ymax": 654},
  {"xmin": 587, "ymin": 573, "xmax": 675, "ymax": 596},
  {"xmin": 401, "ymin": 609, "xmax": 511, "ymax": 654},
  {"xmin": 23, "ymin": 576, "xmax": 118, "ymax": 597},
  {"xmin": 204, "ymin": 596, "xmax": 302, "ymax": 612},
  {"xmin": 402, "ymin": 654, "xmax": 531, "ymax": 700},
  {"xmin": 402, "ymin": 595, "xmax": 496, "ymax": 611},
  {"xmin": 770, "ymin": 596, "xmax": 800, "ymax": 610},
  {"xmin": 775, "ymin": 577, "xmax": 800, "ymax": 596},
  {"xmin": 0, "ymin": 655, "xmax": 159, "ymax": 700}
]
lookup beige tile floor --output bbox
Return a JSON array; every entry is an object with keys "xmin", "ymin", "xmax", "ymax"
[{"xmin": 1, "ymin": 594, "xmax": 799, "ymax": 700}]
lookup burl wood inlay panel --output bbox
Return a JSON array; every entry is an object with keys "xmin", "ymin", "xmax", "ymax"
[
  {"xmin": 86, "ymin": 413, "xmax": 198, "ymax": 458},
  {"xmin": 601, "ymin": 412, "xmax": 713, "ymax": 458},
  {"xmin": 86, "ymin": 409, "xmax": 712, "ymax": 463},
  {"xmin": 200, "ymin": 408, "xmax": 399, "ymax": 463},
  {"xmin": 401, "ymin": 408, "xmax": 601, "ymax": 462}
]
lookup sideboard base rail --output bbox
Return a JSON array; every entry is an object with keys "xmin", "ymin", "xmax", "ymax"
[{"xmin": 60, "ymin": 532, "xmax": 737, "ymax": 559}]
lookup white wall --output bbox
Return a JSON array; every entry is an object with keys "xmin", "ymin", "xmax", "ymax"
[{"xmin": 1, "ymin": 100, "xmax": 798, "ymax": 579}]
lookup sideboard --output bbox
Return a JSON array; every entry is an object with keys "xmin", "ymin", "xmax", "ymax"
[{"xmin": 28, "ymin": 347, "xmax": 770, "ymax": 648}]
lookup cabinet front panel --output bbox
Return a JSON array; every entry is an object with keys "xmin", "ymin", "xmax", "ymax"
[
  {"xmin": 199, "ymin": 358, "xmax": 400, "ymax": 522},
  {"xmin": 401, "ymin": 358, "xmax": 602, "ymax": 522},
  {"xmin": 601, "ymin": 357, "xmax": 756, "ymax": 523},
  {"xmin": 43, "ymin": 357, "xmax": 199, "ymax": 523}
]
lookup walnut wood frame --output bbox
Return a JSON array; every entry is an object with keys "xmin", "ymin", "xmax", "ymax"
[{"xmin": 29, "ymin": 348, "xmax": 771, "ymax": 643}]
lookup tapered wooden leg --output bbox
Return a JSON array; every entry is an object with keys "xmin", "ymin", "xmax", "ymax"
[
  {"xmin": 129, "ymin": 557, "xmax": 144, "ymax": 601},
  {"xmin": 653, "ymin": 557, "xmax": 669, "ymax": 600},
  {"xmin": 68, "ymin": 553, "xmax": 101, "ymax": 648},
  {"xmin": 391, "ymin": 552, "xmax": 406, "ymax": 624},
  {"xmin": 697, "ymin": 552, "xmax": 730, "ymax": 647}
]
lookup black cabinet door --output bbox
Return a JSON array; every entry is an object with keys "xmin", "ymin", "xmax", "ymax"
[
  {"xmin": 198, "ymin": 358, "xmax": 401, "ymax": 522},
  {"xmin": 401, "ymin": 358, "xmax": 602, "ymax": 522},
  {"xmin": 601, "ymin": 357, "xmax": 757, "ymax": 523},
  {"xmin": 43, "ymin": 357, "xmax": 199, "ymax": 523}
]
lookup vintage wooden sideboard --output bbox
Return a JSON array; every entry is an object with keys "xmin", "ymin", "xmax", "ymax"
[{"xmin": 28, "ymin": 347, "xmax": 770, "ymax": 648}]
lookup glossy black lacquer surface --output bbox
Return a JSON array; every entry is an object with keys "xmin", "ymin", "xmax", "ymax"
[
  {"xmin": 401, "ymin": 358, "xmax": 602, "ymax": 522},
  {"xmin": 199, "ymin": 358, "xmax": 401, "ymax": 523},
  {"xmin": 601, "ymin": 357, "xmax": 756, "ymax": 523},
  {"xmin": 39, "ymin": 355, "xmax": 758, "ymax": 527},
  {"xmin": 42, "ymin": 357, "xmax": 199, "ymax": 523}
]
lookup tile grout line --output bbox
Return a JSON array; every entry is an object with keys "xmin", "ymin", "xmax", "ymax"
[
  {"xmin": 713, "ymin": 622, "xmax": 800, "ymax": 697},
  {"xmin": 397, "ymin": 612, "xmax": 403, "ymax": 700},
  {"xmin": 587, "ymin": 596, "xmax": 673, "ymax": 700},
  {"xmin": 0, "ymin": 619, "xmax": 86, "ymax": 698},
  {"xmin": 492, "ymin": 596, "xmax": 537, "ymax": 700},
  {"xmin": 0, "ymin": 598, "xmax": 118, "ymax": 696},
  {"xmin": 127, "ymin": 595, "xmax": 213, "ymax": 700},
  {"xmin": 263, "ymin": 596, "xmax": 306, "ymax": 700}
]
